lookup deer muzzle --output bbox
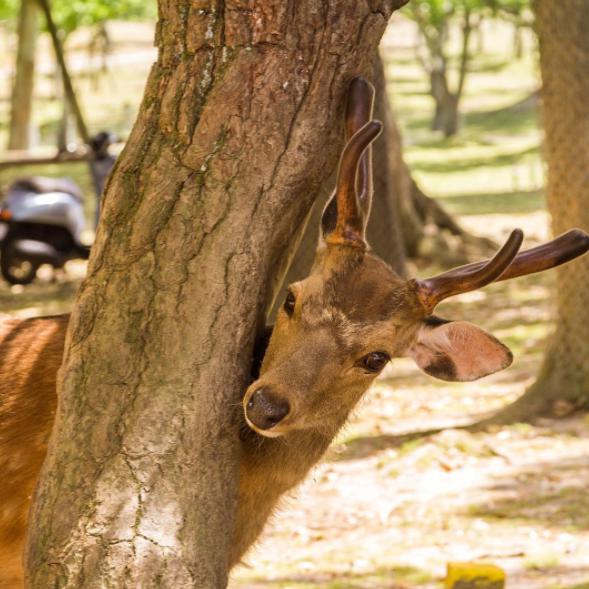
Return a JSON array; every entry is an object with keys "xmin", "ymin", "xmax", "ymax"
[{"xmin": 244, "ymin": 387, "xmax": 290, "ymax": 435}]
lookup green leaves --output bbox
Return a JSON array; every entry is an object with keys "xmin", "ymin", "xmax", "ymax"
[
  {"xmin": 406, "ymin": 0, "xmax": 530, "ymax": 27},
  {"xmin": 51, "ymin": 0, "xmax": 156, "ymax": 34},
  {"xmin": 0, "ymin": 0, "xmax": 18, "ymax": 22},
  {"xmin": 0, "ymin": 0, "xmax": 157, "ymax": 33}
]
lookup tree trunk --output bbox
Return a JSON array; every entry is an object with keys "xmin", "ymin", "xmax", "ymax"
[
  {"xmin": 482, "ymin": 0, "xmax": 589, "ymax": 423},
  {"xmin": 25, "ymin": 1, "xmax": 405, "ymax": 587},
  {"xmin": 7, "ymin": 0, "xmax": 38, "ymax": 151},
  {"xmin": 430, "ymin": 67, "xmax": 449, "ymax": 132},
  {"xmin": 439, "ymin": 92, "xmax": 459, "ymax": 137},
  {"xmin": 427, "ymin": 11, "xmax": 471, "ymax": 138}
]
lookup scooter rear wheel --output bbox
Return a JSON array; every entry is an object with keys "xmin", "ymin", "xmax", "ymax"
[{"xmin": 0, "ymin": 241, "xmax": 40, "ymax": 285}]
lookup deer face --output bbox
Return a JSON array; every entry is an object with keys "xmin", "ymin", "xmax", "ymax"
[
  {"xmin": 243, "ymin": 78, "xmax": 589, "ymax": 438},
  {"xmin": 244, "ymin": 250, "xmax": 420, "ymax": 437}
]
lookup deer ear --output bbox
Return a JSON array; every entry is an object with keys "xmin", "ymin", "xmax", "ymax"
[{"xmin": 407, "ymin": 317, "xmax": 513, "ymax": 382}]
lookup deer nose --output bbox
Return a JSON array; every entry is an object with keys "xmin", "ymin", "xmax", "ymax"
[{"xmin": 246, "ymin": 388, "xmax": 290, "ymax": 430}]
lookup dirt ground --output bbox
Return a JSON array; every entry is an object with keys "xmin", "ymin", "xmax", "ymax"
[{"xmin": 230, "ymin": 365, "xmax": 589, "ymax": 589}]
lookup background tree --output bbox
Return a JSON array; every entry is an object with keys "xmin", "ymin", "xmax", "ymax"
[
  {"xmin": 5, "ymin": 0, "xmax": 156, "ymax": 152},
  {"xmin": 407, "ymin": 0, "xmax": 480, "ymax": 136},
  {"xmin": 484, "ymin": 0, "xmax": 589, "ymax": 423},
  {"xmin": 7, "ymin": 0, "xmax": 38, "ymax": 150},
  {"xmin": 406, "ymin": 0, "xmax": 531, "ymax": 137},
  {"xmin": 25, "ymin": 1, "xmax": 406, "ymax": 587}
]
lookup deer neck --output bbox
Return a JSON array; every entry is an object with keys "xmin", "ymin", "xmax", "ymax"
[{"xmin": 239, "ymin": 426, "xmax": 334, "ymax": 493}]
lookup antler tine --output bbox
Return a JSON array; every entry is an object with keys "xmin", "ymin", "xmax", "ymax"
[
  {"xmin": 345, "ymin": 77, "xmax": 375, "ymax": 138},
  {"xmin": 464, "ymin": 228, "xmax": 589, "ymax": 283},
  {"xmin": 345, "ymin": 78, "xmax": 375, "ymax": 214},
  {"xmin": 414, "ymin": 229, "xmax": 524, "ymax": 313},
  {"xmin": 325, "ymin": 120, "xmax": 383, "ymax": 248},
  {"xmin": 321, "ymin": 78, "xmax": 377, "ymax": 245}
]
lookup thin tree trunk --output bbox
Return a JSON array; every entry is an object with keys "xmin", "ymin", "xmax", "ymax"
[
  {"xmin": 7, "ymin": 0, "xmax": 38, "ymax": 151},
  {"xmin": 430, "ymin": 67, "xmax": 449, "ymax": 132},
  {"xmin": 38, "ymin": 0, "xmax": 89, "ymax": 144},
  {"xmin": 481, "ymin": 0, "xmax": 589, "ymax": 424},
  {"xmin": 25, "ymin": 1, "xmax": 405, "ymax": 587}
]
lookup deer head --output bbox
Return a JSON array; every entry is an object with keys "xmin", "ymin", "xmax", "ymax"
[{"xmin": 243, "ymin": 78, "xmax": 589, "ymax": 439}]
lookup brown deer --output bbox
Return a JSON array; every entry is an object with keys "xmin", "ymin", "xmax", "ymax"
[{"xmin": 1, "ymin": 79, "xmax": 588, "ymax": 587}]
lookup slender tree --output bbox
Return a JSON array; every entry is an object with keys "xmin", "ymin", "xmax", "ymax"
[
  {"xmin": 486, "ymin": 0, "xmax": 589, "ymax": 422},
  {"xmin": 408, "ymin": 0, "xmax": 478, "ymax": 137},
  {"xmin": 8, "ymin": 0, "xmax": 38, "ymax": 150},
  {"xmin": 25, "ymin": 1, "xmax": 407, "ymax": 587}
]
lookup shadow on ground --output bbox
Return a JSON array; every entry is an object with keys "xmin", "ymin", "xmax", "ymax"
[{"xmin": 470, "ymin": 456, "xmax": 589, "ymax": 532}]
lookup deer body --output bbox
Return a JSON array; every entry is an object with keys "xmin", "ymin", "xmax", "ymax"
[
  {"xmin": 2, "ymin": 79, "xmax": 588, "ymax": 587},
  {"xmin": 0, "ymin": 315, "xmax": 65, "ymax": 588},
  {"xmin": 0, "ymin": 253, "xmax": 410, "ymax": 584}
]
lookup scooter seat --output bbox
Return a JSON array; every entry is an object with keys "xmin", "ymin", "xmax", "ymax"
[{"xmin": 8, "ymin": 177, "xmax": 83, "ymax": 202}]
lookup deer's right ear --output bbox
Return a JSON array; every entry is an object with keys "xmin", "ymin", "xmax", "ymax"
[{"xmin": 407, "ymin": 317, "xmax": 513, "ymax": 382}]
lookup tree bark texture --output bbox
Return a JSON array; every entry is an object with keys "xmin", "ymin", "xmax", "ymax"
[
  {"xmin": 487, "ymin": 0, "xmax": 589, "ymax": 422},
  {"xmin": 8, "ymin": 0, "xmax": 38, "ymax": 151},
  {"xmin": 25, "ymin": 1, "xmax": 406, "ymax": 587}
]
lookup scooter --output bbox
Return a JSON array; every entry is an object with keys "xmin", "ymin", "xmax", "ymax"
[{"xmin": 0, "ymin": 132, "xmax": 116, "ymax": 285}]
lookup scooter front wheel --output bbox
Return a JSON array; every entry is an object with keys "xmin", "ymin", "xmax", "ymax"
[{"xmin": 0, "ymin": 241, "xmax": 40, "ymax": 285}]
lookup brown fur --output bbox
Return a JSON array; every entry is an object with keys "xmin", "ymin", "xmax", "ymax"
[
  {"xmin": 0, "ymin": 245, "xmax": 522, "ymax": 585},
  {"xmin": 0, "ymin": 315, "xmax": 66, "ymax": 588},
  {"xmin": 0, "ymin": 250, "xmax": 428, "ymax": 585}
]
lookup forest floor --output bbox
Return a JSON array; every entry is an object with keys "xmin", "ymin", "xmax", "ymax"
[{"xmin": 1, "ymin": 13, "xmax": 588, "ymax": 589}]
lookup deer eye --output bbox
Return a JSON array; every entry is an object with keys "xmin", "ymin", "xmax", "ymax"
[
  {"xmin": 359, "ymin": 351, "xmax": 390, "ymax": 373},
  {"xmin": 283, "ymin": 290, "xmax": 296, "ymax": 317}
]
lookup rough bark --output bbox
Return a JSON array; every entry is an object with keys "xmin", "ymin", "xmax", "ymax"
[
  {"xmin": 482, "ymin": 0, "xmax": 589, "ymax": 423},
  {"xmin": 7, "ymin": 0, "xmax": 38, "ymax": 151},
  {"xmin": 25, "ymin": 1, "xmax": 405, "ymax": 587}
]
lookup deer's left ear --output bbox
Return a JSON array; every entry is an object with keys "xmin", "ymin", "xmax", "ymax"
[{"xmin": 407, "ymin": 317, "xmax": 513, "ymax": 382}]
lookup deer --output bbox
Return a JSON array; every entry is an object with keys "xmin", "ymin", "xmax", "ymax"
[{"xmin": 1, "ymin": 78, "xmax": 588, "ymax": 587}]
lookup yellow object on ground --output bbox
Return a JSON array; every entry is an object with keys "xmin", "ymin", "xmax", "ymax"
[{"xmin": 445, "ymin": 562, "xmax": 506, "ymax": 589}]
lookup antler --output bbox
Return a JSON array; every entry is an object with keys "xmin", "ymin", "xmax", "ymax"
[
  {"xmin": 413, "ymin": 228, "xmax": 589, "ymax": 314},
  {"xmin": 322, "ymin": 78, "xmax": 382, "ymax": 248},
  {"xmin": 345, "ymin": 77, "xmax": 375, "ymax": 218},
  {"xmin": 324, "ymin": 121, "xmax": 382, "ymax": 247}
]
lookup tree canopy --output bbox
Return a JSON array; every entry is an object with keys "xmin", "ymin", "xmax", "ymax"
[{"xmin": 0, "ymin": 0, "xmax": 156, "ymax": 32}]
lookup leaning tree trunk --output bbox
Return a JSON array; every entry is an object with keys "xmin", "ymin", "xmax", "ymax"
[
  {"xmin": 25, "ymin": 1, "xmax": 406, "ymax": 587},
  {"xmin": 484, "ymin": 0, "xmax": 589, "ymax": 423},
  {"xmin": 7, "ymin": 0, "xmax": 38, "ymax": 150}
]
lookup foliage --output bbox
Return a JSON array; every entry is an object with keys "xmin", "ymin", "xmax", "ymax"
[
  {"xmin": 51, "ymin": 0, "xmax": 156, "ymax": 35},
  {"xmin": 0, "ymin": 0, "xmax": 156, "ymax": 33},
  {"xmin": 0, "ymin": 0, "xmax": 17, "ymax": 22}
]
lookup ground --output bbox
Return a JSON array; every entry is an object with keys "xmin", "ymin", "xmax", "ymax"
[{"xmin": 1, "ymin": 13, "xmax": 588, "ymax": 589}]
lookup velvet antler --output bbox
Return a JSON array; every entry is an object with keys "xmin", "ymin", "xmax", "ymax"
[
  {"xmin": 413, "ymin": 228, "xmax": 589, "ymax": 314},
  {"xmin": 322, "ymin": 78, "xmax": 381, "ymax": 248},
  {"xmin": 345, "ymin": 77, "xmax": 375, "ymax": 219}
]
